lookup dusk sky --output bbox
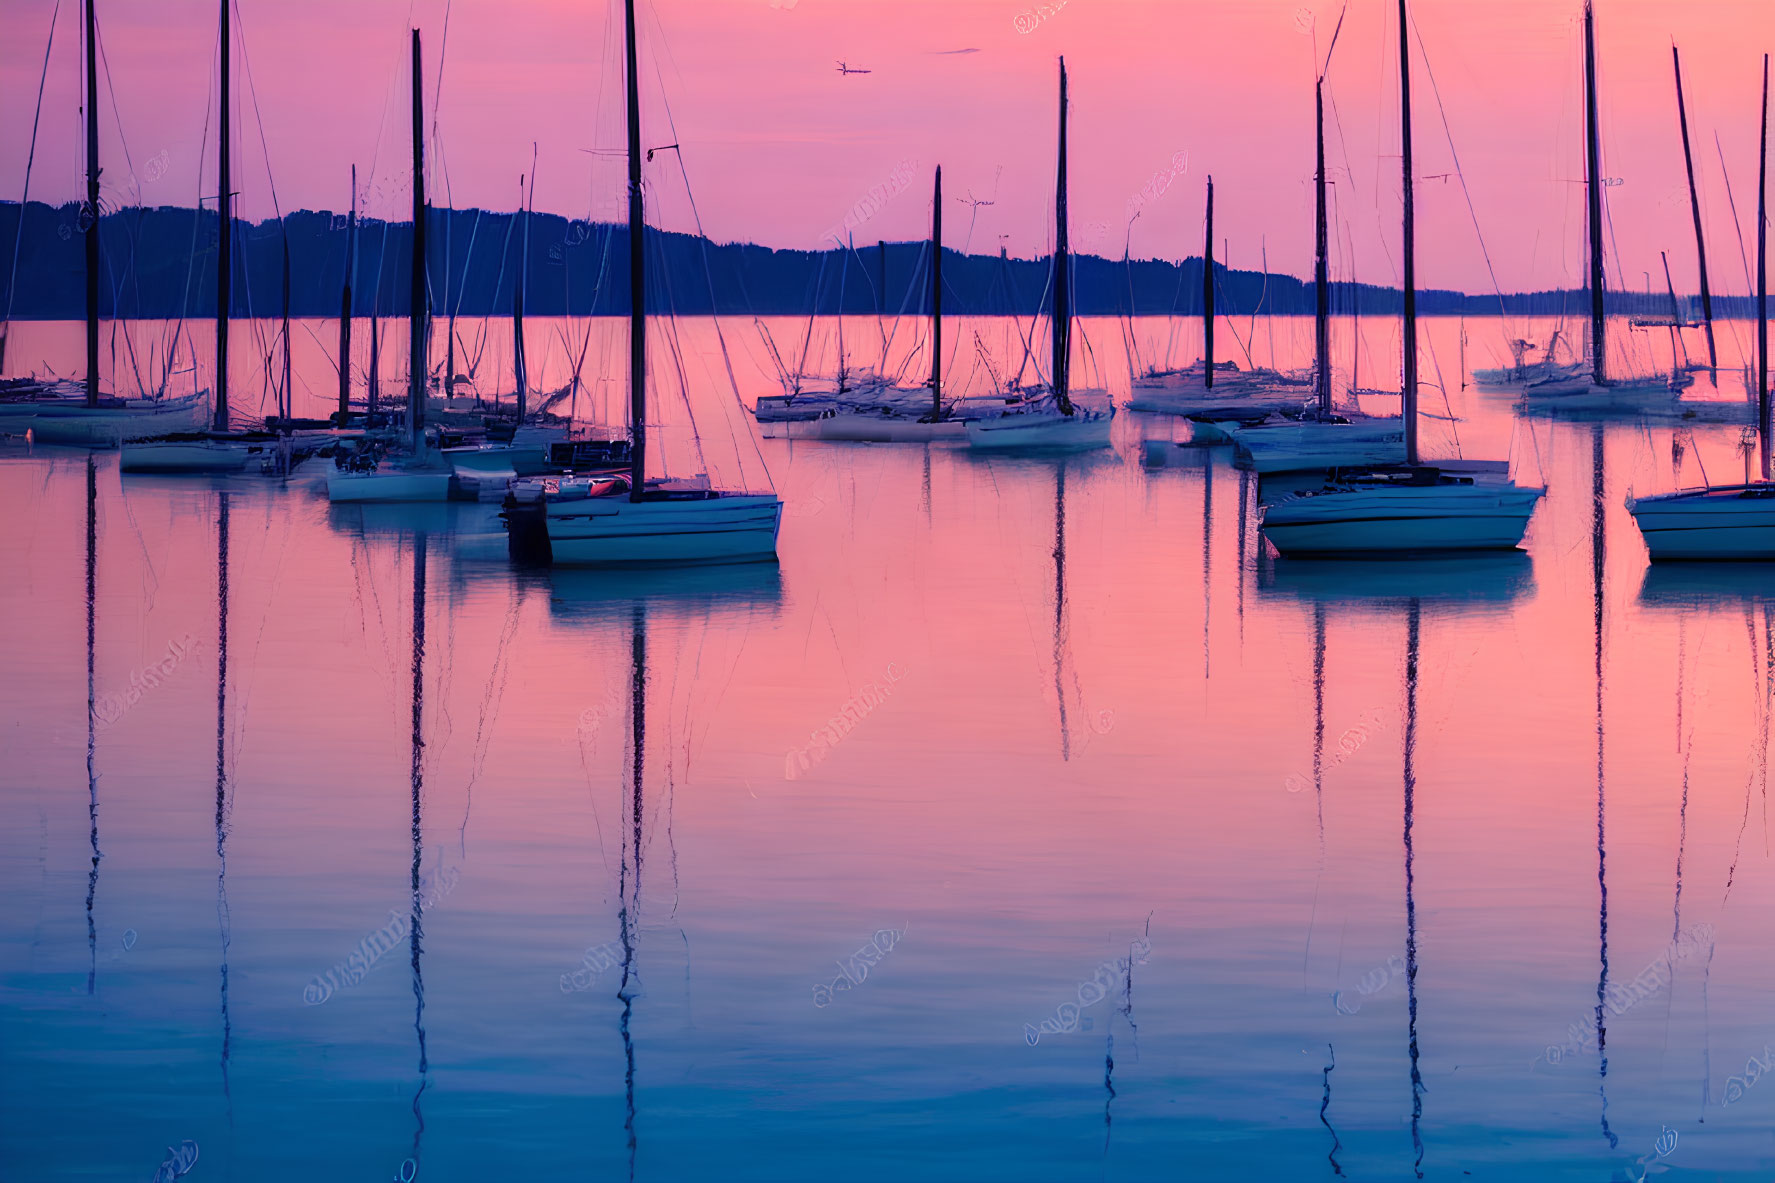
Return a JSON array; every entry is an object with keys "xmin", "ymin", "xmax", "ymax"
[{"xmin": 2, "ymin": 0, "xmax": 1770, "ymax": 295}]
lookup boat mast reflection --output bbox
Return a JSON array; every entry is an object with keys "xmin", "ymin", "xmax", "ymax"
[
  {"xmin": 1053, "ymin": 463, "xmax": 1072, "ymax": 761},
  {"xmin": 1318, "ymin": 1042, "xmax": 1345, "ymax": 1176},
  {"xmin": 1312, "ymin": 602, "xmax": 1327, "ymax": 852},
  {"xmin": 1202, "ymin": 451, "xmax": 1213, "ymax": 680},
  {"xmin": 1590, "ymin": 425, "xmax": 1617, "ymax": 1150},
  {"xmin": 1403, "ymin": 597, "xmax": 1423, "ymax": 1178},
  {"xmin": 408, "ymin": 534, "xmax": 430, "ymax": 1168},
  {"xmin": 1258, "ymin": 550, "xmax": 1535, "ymax": 1177},
  {"xmin": 215, "ymin": 488, "xmax": 234, "ymax": 1119},
  {"xmin": 618, "ymin": 600, "xmax": 646, "ymax": 1182},
  {"xmin": 84, "ymin": 457, "xmax": 100, "ymax": 995}
]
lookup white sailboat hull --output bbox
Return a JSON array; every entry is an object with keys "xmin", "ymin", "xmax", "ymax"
[
  {"xmin": 20, "ymin": 393, "xmax": 208, "ymax": 446},
  {"xmin": 443, "ymin": 426, "xmax": 571, "ymax": 475},
  {"xmin": 772, "ymin": 412, "xmax": 969, "ymax": 443},
  {"xmin": 326, "ymin": 468, "xmax": 454, "ymax": 503},
  {"xmin": 1128, "ymin": 388, "xmax": 1308, "ymax": 418},
  {"xmin": 1472, "ymin": 360, "xmax": 1586, "ymax": 391},
  {"xmin": 1518, "ymin": 378, "xmax": 1695, "ymax": 415},
  {"xmin": 965, "ymin": 410, "xmax": 1112, "ymax": 452},
  {"xmin": 1127, "ymin": 366, "xmax": 1309, "ymax": 417},
  {"xmin": 543, "ymin": 492, "xmax": 783, "ymax": 566},
  {"xmin": 1628, "ymin": 485, "xmax": 1775, "ymax": 560},
  {"xmin": 1261, "ymin": 480, "xmax": 1544, "ymax": 555},
  {"xmin": 1232, "ymin": 419, "xmax": 1406, "ymax": 474},
  {"xmin": 121, "ymin": 439, "xmax": 260, "ymax": 473}
]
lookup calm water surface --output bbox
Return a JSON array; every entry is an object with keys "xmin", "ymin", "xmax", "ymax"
[{"xmin": 3, "ymin": 316, "xmax": 1774, "ymax": 1180}]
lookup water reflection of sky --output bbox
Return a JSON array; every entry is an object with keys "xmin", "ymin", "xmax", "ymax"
[{"xmin": 3, "ymin": 322, "xmax": 1775, "ymax": 1180}]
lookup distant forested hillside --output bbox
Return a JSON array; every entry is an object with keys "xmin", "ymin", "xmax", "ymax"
[{"xmin": 0, "ymin": 200, "xmax": 1763, "ymax": 321}]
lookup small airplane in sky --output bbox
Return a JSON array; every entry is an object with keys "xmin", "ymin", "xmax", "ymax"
[{"xmin": 835, "ymin": 61, "xmax": 872, "ymax": 75}]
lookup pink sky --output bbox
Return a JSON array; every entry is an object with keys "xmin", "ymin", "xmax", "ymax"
[{"xmin": 2, "ymin": 0, "xmax": 1770, "ymax": 294}]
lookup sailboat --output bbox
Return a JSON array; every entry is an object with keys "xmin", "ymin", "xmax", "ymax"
[
  {"xmin": 1228, "ymin": 27, "xmax": 1405, "ymax": 475},
  {"xmin": 1519, "ymin": 3, "xmax": 1694, "ymax": 415},
  {"xmin": 525, "ymin": 0, "xmax": 781, "ymax": 565},
  {"xmin": 1629, "ymin": 55, "xmax": 1775, "ymax": 560},
  {"xmin": 123, "ymin": 0, "xmax": 330, "ymax": 475},
  {"xmin": 8, "ymin": 0, "xmax": 206, "ymax": 446},
  {"xmin": 965, "ymin": 58, "xmax": 1113, "ymax": 453},
  {"xmin": 1127, "ymin": 180, "xmax": 1306, "ymax": 422},
  {"xmin": 752, "ymin": 242, "xmax": 902, "ymax": 428},
  {"xmin": 1471, "ymin": 332, "xmax": 1586, "ymax": 391},
  {"xmin": 1259, "ymin": 0, "xmax": 1544, "ymax": 556},
  {"xmin": 327, "ymin": 30, "xmax": 453, "ymax": 503},
  {"xmin": 765, "ymin": 168, "xmax": 977, "ymax": 442}
]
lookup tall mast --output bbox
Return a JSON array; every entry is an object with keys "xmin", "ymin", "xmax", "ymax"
[
  {"xmin": 369, "ymin": 290, "xmax": 380, "ymax": 415},
  {"xmin": 1399, "ymin": 0, "xmax": 1419, "ymax": 464},
  {"xmin": 280, "ymin": 226, "xmax": 291, "ymax": 424},
  {"xmin": 836, "ymin": 246, "xmax": 847, "ymax": 385},
  {"xmin": 1053, "ymin": 57, "xmax": 1073, "ymax": 415},
  {"xmin": 214, "ymin": 0, "xmax": 230, "ymax": 429},
  {"xmin": 1672, "ymin": 47, "xmax": 1717, "ymax": 371},
  {"xmin": 1660, "ymin": 250, "xmax": 1688, "ymax": 366},
  {"xmin": 1583, "ymin": 0, "xmax": 1607, "ymax": 386},
  {"xmin": 514, "ymin": 177, "xmax": 528, "ymax": 422},
  {"xmin": 83, "ymin": 0, "xmax": 100, "ymax": 407},
  {"xmin": 408, "ymin": 28, "xmax": 427, "ymax": 451},
  {"xmin": 1203, "ymin": 177, "xmax": 1215, "ymax": 390},
  {"xmin": 1315, "ymin": 77, "xmax": 1332, "ymax": 416},
  {"xmin": 338, "ymin": 166, "xmax": 355, "ymax": 422},
  {"xmin": 930, "ymin": 165, "xmax": 942, "ymax": 420},
  {"xmin": 1351, "ymin": 245, "xmax": 1360, "ymax": 396},
  {"xmin": 408, "ymin": 32, "xmax": 429, "ymax": 449},
  {"xmin": 625, "ymin": 0, "xmax": 646, "ymax": 498},
  {"xmin": 1759, "ymin": 52, "xmax": 1769, "ymax": 482}
]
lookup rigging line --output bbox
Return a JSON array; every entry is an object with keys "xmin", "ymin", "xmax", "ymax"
[
  {"xmin": 449, "ymin": 209, "xmax": 483, "ymax": 320},
  {"xmin": 1722, "ymin": 622, "xmax": 1762, "ymax": 906},
  {"xmin": 4, "ymin": 0, "xmax": 60, "ymax": 336},
  {"xmin": 1715, "ymin": 131, "xmax": 1758, "ymax": 298},
  {"xmin": 794, "ymin": 252, "xmax": 828, "ymax": 380},
  {"xmin": 1329, "ymin": 88, "xmax": 1397, "ymax": 286},
  {"xmin": 647, "ymin": 243, "xmax": 705, "ymax": 481},
  {"xmin": 92, "ymin": 17, "xmax": 136, "ymax": 185},
  {"xmin": 360, "ymin": 31, "xmax": 410, "ymax": 219},
  {"xmin": 644, "ymin": 96, "xmax": 772, "ymax": 488},
  {"xmin": 882, "ymin": 239, "xmax": 930, "ymax": 383},
  {"xmin": 174, "ymin": 28, "xmax": 219, "ymax": 396},
  {"xmin": 1713, "ymin": 133, "xmax": 1755, "ymax": 364},
  {"xmin": 94, "ymin": 17, "xmax": 157, "ymax": 394},
  {"xmin": 232, "ymin": 0, "xmax": 293, "ymax": 404},
  {"xmin": 454, "ymin": 586, "xmax": 518, "ymax": 852},
  {"xmin": 1211, "ymin": 270, "xmax": 1256, "ymax": 369},
  {"xmin": 1420, "ymin": 332, "xmax": 1463, "ymax": 456},
  {"xmin": 431, "ymin": 0, "xmax": 454, "ymax": 133},
  {"xmin": 232, "ymin": 0, "xmax": 287, "ymax": 225},
  {"xmin": 1159, "ymin": 250, "xmax": 1188, "ymax": 367},
  {"xmin": 1599, "ymin": 199, "xmax": 1643, "ymax": 374},
  {"xmin": 1409, "ymin": 14, "xmax": 1511, "ymax": 321}
]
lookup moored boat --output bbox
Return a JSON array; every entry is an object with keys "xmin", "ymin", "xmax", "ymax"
[
  {"xmin": 965, "ymin": 59, "xmax": 1113, "ymax": 456},
  {"xmin": 1232, "ymin": 415, "xmax": 1406, "ymax": 474},
  {"xmin": 1261, "ymin": 465, "xmax": 1544, "ymax": 555},
  {"xmin": 121, "ymin": 430, "xmax": 329, "ymax": 474},
  {"xmin": 23, "ymin": 392, "xmax": 209, "ymax": 446},
  {"xmin": 1628, "ymin": 484, "xmax": 1775, "ymax": 560},
  {"xmin": 1259, "ymin": 0, "xmax": 1543, "ymax": 558},
  {"xmin": 1630, "ymin": 54, "xmax": 1774, "ymax": 562},
  {"xmin": 527, "ymin": 0, "xmax": 782, "ymax": 568},
  {"xmin": 965, "ymin": 403, "xmax": 1113, "ymax": 452}
]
